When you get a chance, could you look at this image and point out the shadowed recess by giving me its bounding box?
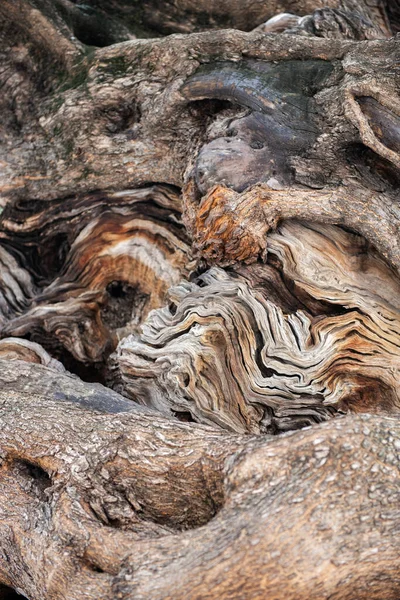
[0,186,191,367]
[0,586,28,600]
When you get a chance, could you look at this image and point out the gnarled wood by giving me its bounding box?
[0,360,398,599]
[0,0,398,598]
[186,183,400,274]
[0,186,190,365]
[110,221,400,433]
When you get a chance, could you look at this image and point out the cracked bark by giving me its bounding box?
[0,0,399,598]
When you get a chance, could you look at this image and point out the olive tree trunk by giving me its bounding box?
[0,0,399,598]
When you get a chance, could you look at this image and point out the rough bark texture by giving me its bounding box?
[0,0,399,598]
[0,360,399,600]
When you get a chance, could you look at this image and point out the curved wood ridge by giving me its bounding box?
[0,186,190,365]
[110,220,400,433]
[181,60,333,192]
[0,361,398,599]
[186,183,400,274]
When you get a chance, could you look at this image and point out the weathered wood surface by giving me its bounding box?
[0,0,399,598]
[0,185,190,366]
[111,221,400,433]
[0,360,398,599]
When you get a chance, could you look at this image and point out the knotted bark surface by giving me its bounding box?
[0,360,398,600]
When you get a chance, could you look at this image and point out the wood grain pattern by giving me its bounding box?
[0,186,191,365]
[110,220,400,433]
[0,1,398,597]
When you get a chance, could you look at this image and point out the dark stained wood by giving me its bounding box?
[182,60,331,192]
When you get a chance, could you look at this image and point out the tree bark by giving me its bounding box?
[0,0,399,598]
[0,359,398,599]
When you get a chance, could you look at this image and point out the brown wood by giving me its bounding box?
[0,360,398,599]
[0,0,399,598]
